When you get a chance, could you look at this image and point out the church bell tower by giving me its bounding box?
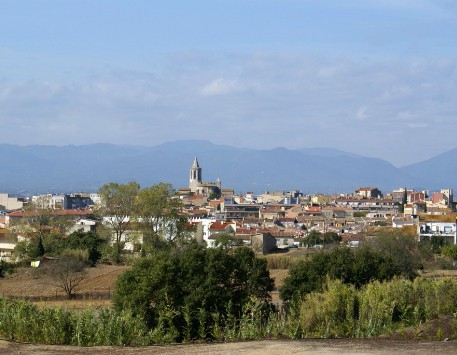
[189,157,202,192]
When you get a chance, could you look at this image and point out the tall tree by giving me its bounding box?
[135,183,185,251]
[96,182,140,263]
[399,187,408,214]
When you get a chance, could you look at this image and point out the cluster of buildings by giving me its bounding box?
[1,158,457,262]
[178,160,457,250]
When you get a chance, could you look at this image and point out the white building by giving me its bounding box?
[0,193,23,211]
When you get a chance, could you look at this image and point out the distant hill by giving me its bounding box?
[0,140,454,195]
[401,148,457,190]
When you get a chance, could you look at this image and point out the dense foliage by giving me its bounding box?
[0,261,15,278]
[280,246,399,302]
[14,231,107,265]
[113,243,274,341]
[302,230,341,247]
[297,277,457,338]
[365,229,422,279]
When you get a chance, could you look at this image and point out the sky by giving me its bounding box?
[1,0,456,167]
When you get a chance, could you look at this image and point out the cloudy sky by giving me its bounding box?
[1,0,456,166]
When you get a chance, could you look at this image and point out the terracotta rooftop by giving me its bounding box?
[209,221,234,231]
[187,195,206,201]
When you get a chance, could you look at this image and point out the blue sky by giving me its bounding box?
[1,0,456,166]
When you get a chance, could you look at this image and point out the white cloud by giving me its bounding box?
[200,78,243,96]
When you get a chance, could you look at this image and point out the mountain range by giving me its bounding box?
[0,140,454,195]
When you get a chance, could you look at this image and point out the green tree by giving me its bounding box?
[442,244,457,264]
[135,183,185,251]
[208,187,221,200]
[398,188,408,214]
[62,230,106,264]
[302,230,323,247]
[366,229,421,279]
[323,231,341,244]
[113,243,274,340]
[213,232,242,249]
[96,182,140,263]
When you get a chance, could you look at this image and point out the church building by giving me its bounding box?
[189,157,221,196]
[179,157,222,197]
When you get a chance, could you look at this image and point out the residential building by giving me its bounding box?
[355,187,382,198]
[0,193,23,211]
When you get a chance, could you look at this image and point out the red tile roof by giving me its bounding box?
[209,221,234,231]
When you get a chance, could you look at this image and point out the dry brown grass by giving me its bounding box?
[0,265,127,300]
[419,213,457,223]
[269,269,289,290]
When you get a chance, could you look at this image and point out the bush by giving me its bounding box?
[297,277,457,338]
[0,261,15,277]
[0,297,150,345]
[113,242,274,341]
[61,231,106,264]
[280,246,398,302]
[366,229,421,279]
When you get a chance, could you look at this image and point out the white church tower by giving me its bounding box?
[189,157,202,193]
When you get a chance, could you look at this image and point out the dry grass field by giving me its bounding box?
[0,264,127,308]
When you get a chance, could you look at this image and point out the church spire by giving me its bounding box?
[191,156,200,169]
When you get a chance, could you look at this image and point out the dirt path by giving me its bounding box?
[1,339,457,354]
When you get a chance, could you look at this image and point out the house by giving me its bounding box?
[409,191,426,203]
[275,217,298,228]
[205,221,236,247]
[259,205,287,221]
[0,228,15,262]
[321,206,354,218]
[392,216,416,229]
[263,230,297,248]
[251,232,278,254]
[185,209,209,219]
[417,214,457,244]
[334,197,397,211]
[285,205,307,218]
[68,219,97,234]
[222,203,261,221]
[0,193,24,211]
[355,187,382,198]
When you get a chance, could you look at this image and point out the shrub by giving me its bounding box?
[113,242,274,341]
[280,246,398,302]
